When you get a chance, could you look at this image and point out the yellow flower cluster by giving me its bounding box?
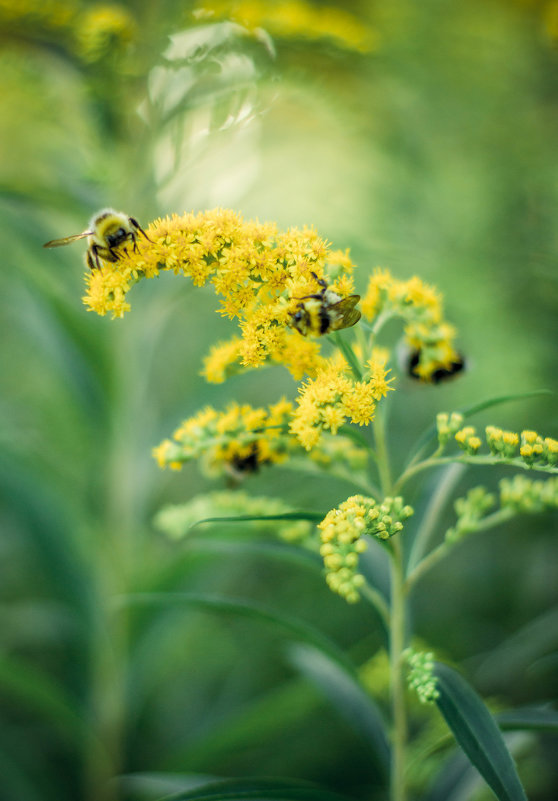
[153,397,371,479]
[83,209,358,380]
[0,0,135,62]
[454,426,482,455]
[436,411,465,445]
[194,0,377,53]
[290,355,394,450]
[319,495,413,603]
[75,5,136,62]
[153,398,295,478]
[486,426,558,468]
[361,269,462,382]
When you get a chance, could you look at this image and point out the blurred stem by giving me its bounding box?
[407,463,465,573]
[372,401,407,801]
[331,331,362,380]
[360,581,390,629]
[373,402,392,497]
[406,506,515,590]
[395,454,558,492]
[389,536,408,801]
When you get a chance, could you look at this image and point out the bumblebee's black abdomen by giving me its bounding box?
[319,307,330,334]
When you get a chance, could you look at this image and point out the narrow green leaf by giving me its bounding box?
[155,777,355,801]
[119,593,356,675]
[434,662,528,801]
[460,389,553,419]
[498,706,558,732]
[288,643,390,778]
[187,512,324,532]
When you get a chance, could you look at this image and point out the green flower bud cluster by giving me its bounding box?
[153,490,313,542]
[405,649,439,704]
[500,475,558,514]
[446,486,495,544]
[319,495,413,603]
[486,426,558,468]
[436,412,464,446]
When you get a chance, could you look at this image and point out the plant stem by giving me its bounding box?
[373,400,407,801]
[373,405,392,497]
[389,536,408,801]
[360,581,390,630]
[407,462,465,572]
[406,506,516,590]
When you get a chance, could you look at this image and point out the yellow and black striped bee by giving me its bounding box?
[43,208,151,270]
[407,349,466,383]
[290,274,361,336]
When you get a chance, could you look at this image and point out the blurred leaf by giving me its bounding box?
[120,593,355,674]
[153,776,354,800]
[287,643,390,778]
[471,606,558,692]
[425,733,532,801]
[118,772,216,801]
[498,706,558,732]
[434,662,528,801]
[165,679,321,771]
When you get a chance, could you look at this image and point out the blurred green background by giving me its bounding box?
[1,0,557,799]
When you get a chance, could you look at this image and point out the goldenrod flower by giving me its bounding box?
[195,0,377,53]
[436,411,464,446]
[290,356,393,450]
[361,269,462,382]
[154,397,371,479]
[83,209,358,380]
[455,426,482,455]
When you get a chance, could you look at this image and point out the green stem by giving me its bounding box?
[395,454,558,493]
[331,332,362,380]
[372,400,408,801]
[406,506,516,590]
[407,463,465,573]
[360,581,390,630]
[389,537,408,801]
[373,404,392,496]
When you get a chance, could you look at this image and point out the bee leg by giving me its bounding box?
[129,217,153,243]
[89,244,103,270]
[310,271,328,291]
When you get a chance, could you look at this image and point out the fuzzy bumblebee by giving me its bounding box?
[290,275,361,336]
[43,208,151,270]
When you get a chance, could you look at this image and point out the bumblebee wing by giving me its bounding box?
[43,231,92,248]
[330,295,362,330]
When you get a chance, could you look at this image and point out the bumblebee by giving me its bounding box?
[407,349,466,383]
[290,274,361,336]
[43,208,151,270]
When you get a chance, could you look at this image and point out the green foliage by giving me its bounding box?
[1,1,558,801]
